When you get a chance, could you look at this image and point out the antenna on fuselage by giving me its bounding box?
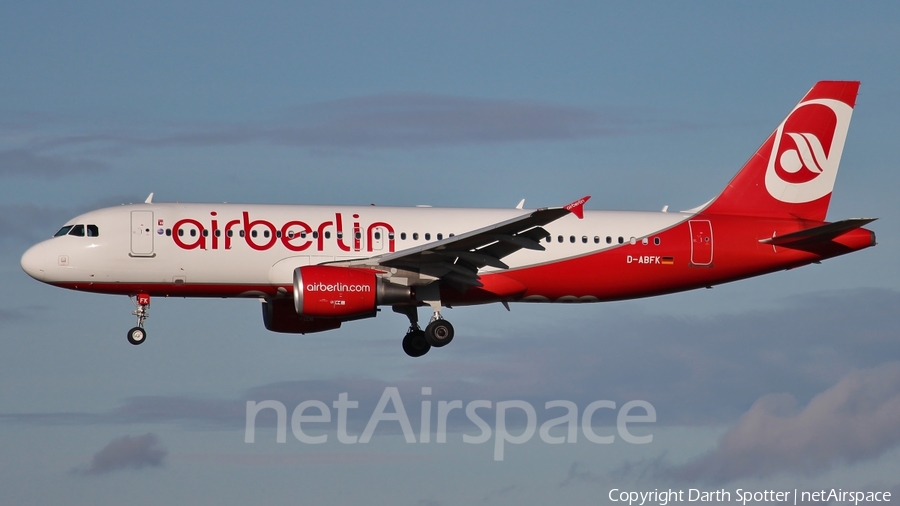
[144,193,154,204]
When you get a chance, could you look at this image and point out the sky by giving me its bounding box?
[1,2,900,505]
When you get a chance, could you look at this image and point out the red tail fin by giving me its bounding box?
[704,81,859,222]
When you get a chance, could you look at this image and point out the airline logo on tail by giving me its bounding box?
[765,98,853,204]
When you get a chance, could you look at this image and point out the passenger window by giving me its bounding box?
[389,232,395,240]
[166,229,172,237]
[251,230,257,238]
[216,230,222,237]
[569,236,575,243]
[401,232,407,240]
[594,236,600,244]
[55,225,73,237]
[606,236,612,244]
[374,232,381,240]
[618,237,624,244]
[190,229,197,237]
[323,231,329,239]
[449,233,454,237]
[557,235,563,243]
[582,236,588,244]
[239,230,245,238]
[413,233,419,240]
[178,229,184,237]
[312,231,319,239]
[202,229,208,237]
[87,225,99,237]
[437,233,443,240]
[425,233,431,240]
[654,237,661,245]
[546,236,552,243]
[275,230,281,238]
[68,224,85,237]
[337,231,343,239]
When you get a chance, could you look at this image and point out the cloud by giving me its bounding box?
[559,461,606,488]
[660,362,900,484]
[0,196,145,247]
[25,94,659,154]
[71,433,167,476]
[0,149,108,178]
[0,308,28,324]
[0,204,73,247]
[482,484,519,503]
[258,94,635,148]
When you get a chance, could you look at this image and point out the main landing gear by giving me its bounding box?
[127,293,151,345]
[425,313,454,347]
[402,327,429,358]
[394,304,455,358]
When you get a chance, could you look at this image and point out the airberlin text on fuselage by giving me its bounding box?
[171,211,395,253]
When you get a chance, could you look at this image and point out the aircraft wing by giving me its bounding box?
[339,196,590,287]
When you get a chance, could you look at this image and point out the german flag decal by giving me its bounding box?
[661,256,675,265]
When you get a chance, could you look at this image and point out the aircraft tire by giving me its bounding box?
[127,327,147,345]
[403,330,430,357]
[424,320,454,348]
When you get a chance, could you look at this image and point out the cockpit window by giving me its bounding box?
[54,225,74,237]
[55,224,99,237]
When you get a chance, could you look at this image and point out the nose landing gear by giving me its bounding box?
[127,293,150,345]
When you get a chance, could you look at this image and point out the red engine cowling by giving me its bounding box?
[262,298,342,334]
[293,265,412,318]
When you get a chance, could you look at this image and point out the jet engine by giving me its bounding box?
[261,298,343,334]
[293,265,412,319]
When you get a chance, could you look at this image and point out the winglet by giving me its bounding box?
[144,193,154,204]
[564,196,591,219]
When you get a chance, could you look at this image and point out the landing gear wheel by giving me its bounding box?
[127,327,147,345]
[402,330,430,357]
[424,320,454,347]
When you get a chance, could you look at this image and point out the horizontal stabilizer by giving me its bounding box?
[760,218,877,246]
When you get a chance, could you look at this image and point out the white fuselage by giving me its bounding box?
[22,203,689,295]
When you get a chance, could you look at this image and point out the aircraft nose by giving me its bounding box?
[20,243,49,281]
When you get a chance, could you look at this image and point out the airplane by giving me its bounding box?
[20,81,876,357]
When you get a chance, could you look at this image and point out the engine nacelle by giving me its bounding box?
[293,265,412,318]
[262,298,342,334]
